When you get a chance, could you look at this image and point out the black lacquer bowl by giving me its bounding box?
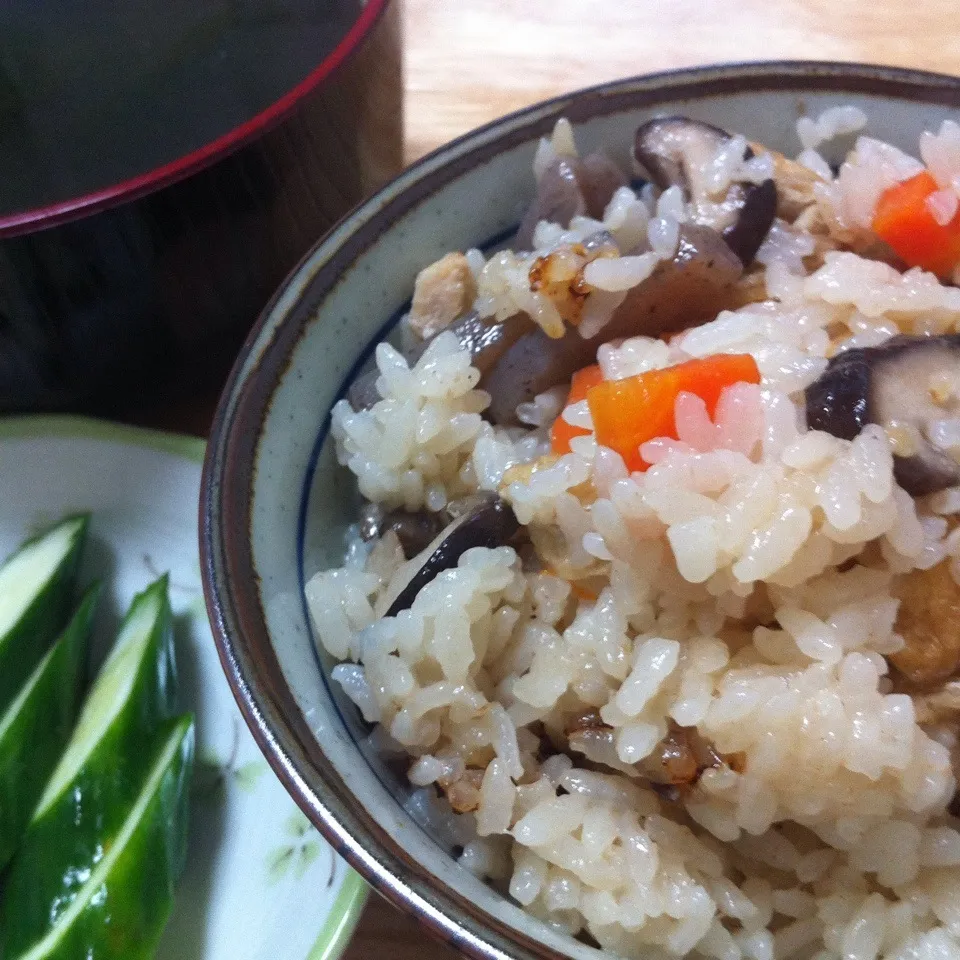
[0,0,401,416]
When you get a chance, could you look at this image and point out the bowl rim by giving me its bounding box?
[200,59,960,960]
[0,0,390,240]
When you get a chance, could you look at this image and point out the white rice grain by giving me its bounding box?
[311,113,960,960]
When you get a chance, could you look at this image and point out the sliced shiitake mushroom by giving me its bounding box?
[345,309,533,412]
[377,493,520,617]
[806,335,960,496]
[722,179,778,266]
[564,710,737,800]
[346,368,382,412]
[359,504,449,558]
[635,118,734,193]
[514,151,628,251]
[359,494,514,560]
[346,121,761,422]
[634,116,777,265]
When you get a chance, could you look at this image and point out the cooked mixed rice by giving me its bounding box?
[307,108,960,960]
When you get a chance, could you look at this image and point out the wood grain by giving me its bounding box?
[344,891,459,958]
[347,1,960,955]
[400,0,960,164]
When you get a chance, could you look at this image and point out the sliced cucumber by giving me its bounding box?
[1,575,178,953]
[35,574,176,818]
[0,584,100,870]
[9,715,194,960]
[0,515,88,715]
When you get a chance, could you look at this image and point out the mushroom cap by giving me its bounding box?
[806,334,960,496]
[378,494,520,618]
[634,116,776,265]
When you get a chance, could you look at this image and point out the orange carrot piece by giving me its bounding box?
[872,170,960,279]
[550,363,605,454]
[586,354,761,472]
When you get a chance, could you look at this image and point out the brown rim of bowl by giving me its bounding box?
[201,61,960,960]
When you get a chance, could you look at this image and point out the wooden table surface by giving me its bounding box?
[340,0,960,956]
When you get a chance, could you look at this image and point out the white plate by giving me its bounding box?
[0,415,366,960]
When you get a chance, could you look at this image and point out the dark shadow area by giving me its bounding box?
[77,530,120,681]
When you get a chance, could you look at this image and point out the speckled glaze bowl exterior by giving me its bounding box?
[201,63,960,960]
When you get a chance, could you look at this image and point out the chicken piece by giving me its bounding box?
[791,181,902,264]
[912,679,960,724]
[792,203,843,265]
[637,722,739,786]
[528,525,606,583]
[746,143,905,265]
[409,252,477,339]
[892,560,960,687]
[728,267,770,308]
[501,454,560,489]
[749,143,825,222]
[642,724,700,785]
[744,144,897,267]
[563,712,739,796]
[438,768,484,813]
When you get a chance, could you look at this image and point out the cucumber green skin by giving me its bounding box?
[1,577,178,955]
[0,515,88,716]
[7,716,195,960]
[0,584,100,871]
